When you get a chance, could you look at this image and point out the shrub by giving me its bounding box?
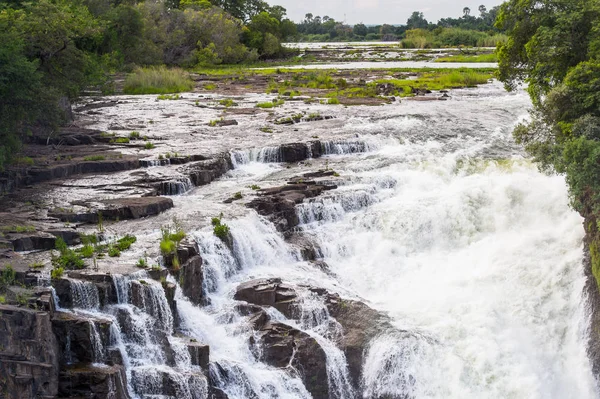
[123,66,194,95]
[160,239,176,255]
[327,97,340,105]
[1,265,16,286]
[79,244,95,258]
[116,235,137,251]
[233,192,243,200]
[52,238,85,270]
[108,246,121,257]
[219,98,236,107]
[0,295,5,304]
[136,258,147,268]
[211,215,230,241]
[250,184,261,190]
[144,142,155,150]
[51,267,64,279]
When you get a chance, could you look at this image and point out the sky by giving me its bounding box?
[269,0,505,25]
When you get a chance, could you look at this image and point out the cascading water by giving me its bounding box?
[52,82,599,398]
[70,279,100,310]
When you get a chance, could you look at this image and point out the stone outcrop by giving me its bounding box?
[255,321,329,399]
[50,196,174,223]
[247,179,337,233]
[234,278,396,393]
[181,155,233,187]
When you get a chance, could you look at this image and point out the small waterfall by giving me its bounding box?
[70,279,100,310]
[297,189,378,225]
[51,286,62,310]
[292,291,355,399]
[320,138,379,155]
[141,158,171,167]
[160,177,194,195]
[90,321,105,364]
[231,147,283,165]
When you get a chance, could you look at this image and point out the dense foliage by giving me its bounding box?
[496,0,600,283]
[0,0,296,171]
[293,6,504,43]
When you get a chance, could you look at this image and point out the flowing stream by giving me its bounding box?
[62,81,598,398]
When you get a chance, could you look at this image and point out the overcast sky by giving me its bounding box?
[270,0,505,25]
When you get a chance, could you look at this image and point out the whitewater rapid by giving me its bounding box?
[61,81,598,398]
[192,81,597,398]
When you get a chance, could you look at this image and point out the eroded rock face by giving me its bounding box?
[256,321,329,399]
[58,364,130,399]
[247,180,336,233]
[234,279,396,394]
[0,305,60,399]
[179,255,204,306]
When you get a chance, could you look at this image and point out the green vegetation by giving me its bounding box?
[250,184,261,190]
[256,99,285,108]
[30,262,44,269]
[259,127,273,133]
[112,137,130,144]
[136,258,148,268]
[400,28,507,49]
[0,0,299,171]
[0,265,16,287]
[116,235,137,251]
[0,295,5,304]
[13,157,34,167]
[108,246,121,257]
[496,0,600,288]
[211,215,230,241]
[52,238,85,270]
[435,53,498,63]
[144,142,156,150]
[204,83,217,90]
[0,225,35,234]
[129,131,141,140]
[159,218,186,268]
[156,93,183,100]
[327,97,340,105]
[51,267,64,280]
[233,192,243,200]
[219,98,237,107]
[83,155,106,162]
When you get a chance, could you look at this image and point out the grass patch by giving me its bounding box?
[204,83,217,90]
[52,238,85,270]
[129,131,141,140]
[13,156,34,167]
[83,155,106,161]
[144,142,155,150]
[1,265,16,287]
[111,137,130,144]
[1,225,35,234]
[219,98,237,107]
[51,267,64,279]
[124,66,194,95]
[256,99,285,109]
[435,53,498,63]
[157,94,181,100]
[327,97,340,105]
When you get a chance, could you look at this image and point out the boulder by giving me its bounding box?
[279,143,309,163]
[52,312,112,366]
[187,341,210,370]
[234,278,298,319]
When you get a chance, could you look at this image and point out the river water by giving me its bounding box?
[65,81,598,398]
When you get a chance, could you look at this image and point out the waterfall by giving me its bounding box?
[90,321,105,364]
[161,177,194,195]
[70,279,100,310]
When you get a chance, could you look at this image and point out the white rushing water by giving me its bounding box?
[186,82,597,398]
[59,81,598,398]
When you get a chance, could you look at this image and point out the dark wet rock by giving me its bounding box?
[377,83,396,95]
[187,340,210,370]
[10,233,57,252]
[234,278,298,319]
[247,180,336,233]
[52,312,111,366]
[182,155,233,187]
[26,159,140,185]
[50,196,174,223]
[179,255,204,306]
[280,143,309,162]
[235,279,395,392]
[130,368,206,398]
[0,304,60,399]
[256,321,329,399]
[287,234,322,261]
[58,364,130,399]
[215,119,238,127]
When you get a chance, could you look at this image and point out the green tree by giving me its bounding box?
[353,23,367,37]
